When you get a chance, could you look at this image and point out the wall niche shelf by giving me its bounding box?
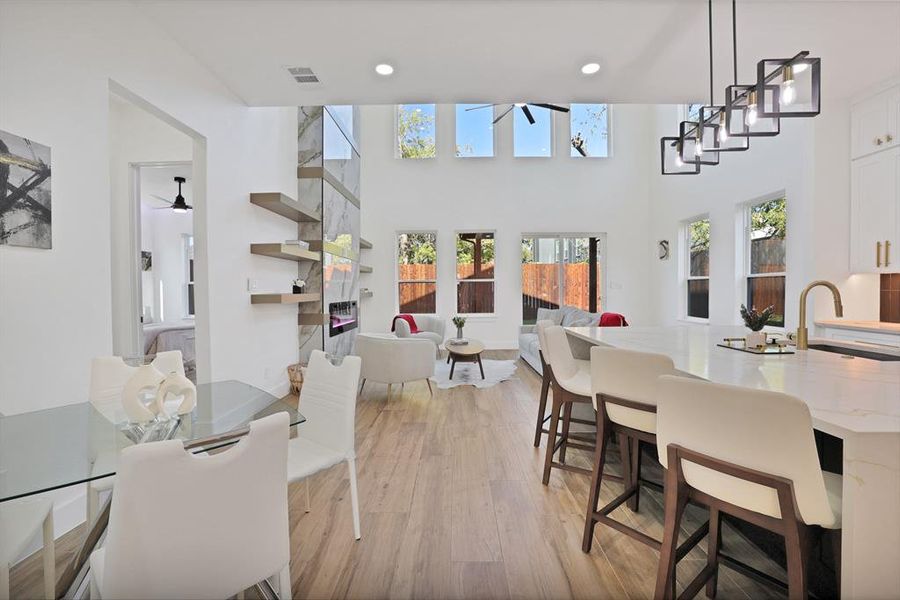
[298,313,329,326]
[250,243,320,262]
[360,238,373,250]
[360,265,373,274]
[250,192,321,223]
[250,293,320,305]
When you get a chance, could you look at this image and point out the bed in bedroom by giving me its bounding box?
[143,321,196,382]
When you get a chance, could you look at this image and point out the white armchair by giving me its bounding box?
[393,314,446,357]
[356,333,435,400]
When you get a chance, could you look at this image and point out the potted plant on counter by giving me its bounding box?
[451,315,467,340]
[740,304,775,349]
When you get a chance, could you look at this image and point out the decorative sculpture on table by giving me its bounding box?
[121,365,198,424]
[121,364,167,423]
[154,371,197,417]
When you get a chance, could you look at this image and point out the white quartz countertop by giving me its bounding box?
[815,319,900,336]
[565,325,900,438]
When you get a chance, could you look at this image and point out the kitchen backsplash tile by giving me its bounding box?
[881,273,900,323]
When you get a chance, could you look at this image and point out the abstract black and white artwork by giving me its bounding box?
[0,130,52,248]
[141,251,152,271]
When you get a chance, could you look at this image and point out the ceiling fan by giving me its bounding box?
[465,102,569,125]
[150,176,192,213]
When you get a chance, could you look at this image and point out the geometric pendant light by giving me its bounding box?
[755,53,821,118]
[661,136,701,175]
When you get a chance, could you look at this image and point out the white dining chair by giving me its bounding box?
[287,350,362,540]
[86,351,185,523]
[0,498,55,600]
[654,375,842,599]
[89,412,291,600]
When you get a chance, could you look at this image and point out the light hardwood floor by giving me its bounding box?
[11,351,785,599]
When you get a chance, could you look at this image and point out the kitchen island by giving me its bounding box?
[566,325,900,599]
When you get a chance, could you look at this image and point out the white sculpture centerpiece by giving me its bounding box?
[121,363,196,424]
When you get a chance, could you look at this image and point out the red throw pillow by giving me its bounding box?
[598,312,628,327]
[391,314,420,334]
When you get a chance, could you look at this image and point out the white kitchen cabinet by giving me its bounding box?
[851,85,900,160]
[850,147,900,272]
[820,327,900,349]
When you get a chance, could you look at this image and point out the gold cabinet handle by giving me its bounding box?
[875,137,884,146]
[886,240,892,267]
[877,241,882,267]
[887,133,894,143]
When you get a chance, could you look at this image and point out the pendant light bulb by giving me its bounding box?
[745,90,758,126]
[781,65,796,105]
[718,112,729,143]
[695,131,703,156]
[675,142,684,167]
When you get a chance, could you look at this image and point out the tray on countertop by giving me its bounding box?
[716,341,795,355]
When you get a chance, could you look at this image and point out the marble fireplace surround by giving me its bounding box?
[297,106,361,362]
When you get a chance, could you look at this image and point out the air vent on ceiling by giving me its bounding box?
[287,66,319,84]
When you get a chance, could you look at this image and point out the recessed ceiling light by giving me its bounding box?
[581,62,601,75]
[375,63,394,76]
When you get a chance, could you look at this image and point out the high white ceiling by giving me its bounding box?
[139,0,900,107]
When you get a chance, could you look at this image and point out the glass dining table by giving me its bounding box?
[0,380,305,598]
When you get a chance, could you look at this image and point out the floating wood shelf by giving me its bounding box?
[298,313,329,326]
[359,265,373,274]
[360,238,373,250]
[250,193,321,223]
[250,243,320,262]
[250,293,320,305]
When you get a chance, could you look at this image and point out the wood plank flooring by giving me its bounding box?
[10,351,785,599]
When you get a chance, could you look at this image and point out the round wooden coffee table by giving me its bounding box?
[446,339,486,380]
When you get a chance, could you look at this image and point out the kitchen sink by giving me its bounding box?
[808,344,900,361]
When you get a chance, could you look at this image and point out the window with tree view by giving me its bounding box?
[747,197,786,327]
[397,232,437,313]
[457,232,495,314]
[687,218,710,319]
[396,104,436,158]
[569,104,609,157]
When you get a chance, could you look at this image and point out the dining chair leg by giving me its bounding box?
[358,378,366,395]
[784,520,811,600]
[706,507,722,598]
[654,454,689,600]
[426,378,433,396]
[559,401,573,464]
[582,416,610,553]
[542,395,563,485]
[627,437,641,512]
[1,563,9,600]
[277,563,291,600]
[533,372,550,447]
[303,479,311,513]
[42,510,55,600]
[87,485,99,525]
[348,458,362,541]
[618,433,634,510]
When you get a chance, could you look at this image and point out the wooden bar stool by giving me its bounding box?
[582,347,708,558]
[532,320,595,448]
[655,376,842,600]
[540,326,607,484]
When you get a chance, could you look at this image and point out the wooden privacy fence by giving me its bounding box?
[397,263,600,318]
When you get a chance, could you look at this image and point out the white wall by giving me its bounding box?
[359,103,655,348]
[0,0,299,416]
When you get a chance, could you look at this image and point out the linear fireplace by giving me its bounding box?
[328,300,358,336]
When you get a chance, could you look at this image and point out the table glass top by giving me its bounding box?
[0,380,304,502]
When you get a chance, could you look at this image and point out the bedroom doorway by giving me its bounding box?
[109,84,207,383]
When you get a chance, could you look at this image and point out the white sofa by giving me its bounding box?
[356,333,436,399]
[519,306,604,375]
[393,314,446,357]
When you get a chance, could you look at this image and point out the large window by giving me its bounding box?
[513,105,552,157]
[686,218,710,319]
[746,197,787,327]
[397,232,437,313]
[521,235,604,324]
[569,104,609,158]
[456,104,494,157]
[396,104,436,159]
[457,232,495,314]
